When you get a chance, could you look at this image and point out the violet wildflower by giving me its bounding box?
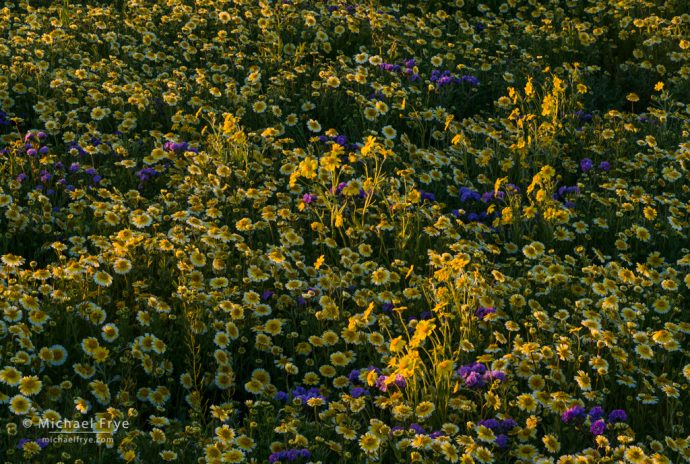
[580,158,593,172]
[393,374,406,389]
[375,375,388,392]
[561,405,586,424]
[475,306,496,320]
[495,434,509,448]
[409,423,425,434]
[588,406,604,421]
[607,409,627,423]
[590,419,606,436]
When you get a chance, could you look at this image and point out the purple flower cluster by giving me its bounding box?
[562,405,627,436]
[268,448,311,463]
[136,167,159,186]
[459,186,481,203]
[453,185,514,224]
[409,423,425,434]
[317,133,359,151]
[553,185,579,209]
[608,409,628,423]
[348,369,362,384]
[163,140,197,153]
[480,184,519,204]
[302,193,316,205]
[478,417,517,448]
[457,363,506,388]
[475,306,496,320]
[418,189,436,202]
[561,405,586,424]
[374,373,406,392]
[590,419,606,435]
[430,70,480,88]
[274,386,327,406]
[23,131,49,158]
[379,58,420,81]
[17,438,49,450]
[580,158,611,173]
[587,407,628,435]
[14,134,108,194]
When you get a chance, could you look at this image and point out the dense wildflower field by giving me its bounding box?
[1,0,690,462]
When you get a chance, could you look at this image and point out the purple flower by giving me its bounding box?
[459,187,481,202]
[69,162,80,173]
[462,75,480,86]
[495,434,509,448]
[393,374,406,389]
[480,191,494,203]
[350,387,367,398]
[483,370,506,383]
[561,405,586,424]
[268,448,310,463]
[302,193,315,204]
[409,423,425,435]
[419,190,436,202]
[464,371,483,388]
[348,369,361,384]
[478,419,500,430]
[599,161,611,172]
[137,167,159,182]
[375,375,388,392]
[17,438,31,449]
[588,406,604,421]
[261,290,273,301]
[475,306,496,320]
[607,409,627,423]
[590,419,606,436]
[580,158,593,172]
[500,418,517,432]
[26,148,37,156]
[574,110,593,124]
